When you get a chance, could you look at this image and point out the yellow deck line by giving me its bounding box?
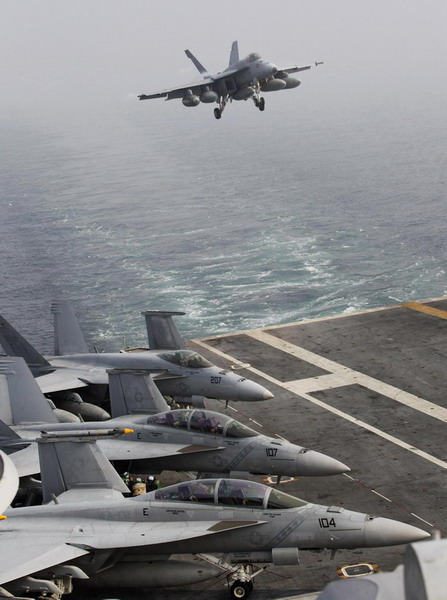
[402,302,447,319]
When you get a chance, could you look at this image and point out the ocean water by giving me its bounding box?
[1,93,446,352]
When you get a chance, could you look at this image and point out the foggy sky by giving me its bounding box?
[2,0,447,120]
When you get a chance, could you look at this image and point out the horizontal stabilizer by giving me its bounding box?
[107,369,170,418]
[51,299,89,355]
[0,357,58,425]
[142,310,186,350]
[0,314,51,372]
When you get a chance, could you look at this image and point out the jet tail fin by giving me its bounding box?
[0,356,58,425]
[141,310,186,350]
[0,314,51,373]
[38,432,129,503]
[51,299,89,355]
[184,49,211,78]
[107,369,170,418]
[229,40,239,66]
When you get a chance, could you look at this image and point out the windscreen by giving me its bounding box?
[266,488,308,509]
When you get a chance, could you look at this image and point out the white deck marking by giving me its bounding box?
[247,329,447,423]
[193,340,447,471]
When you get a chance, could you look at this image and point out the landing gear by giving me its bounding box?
[214,94,229,119]
[230,580,252,599]
[252,91,265,112]
[195,554,262,600]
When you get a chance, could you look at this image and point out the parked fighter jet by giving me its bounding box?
[0,357,348,480]
[0,432,429,600]
[138,40,317,119]
[0,300,273,407]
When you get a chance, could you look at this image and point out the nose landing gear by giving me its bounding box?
[253,94,265,112]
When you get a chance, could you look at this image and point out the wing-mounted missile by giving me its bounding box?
[141,310,186,350]
[107,368,170,418]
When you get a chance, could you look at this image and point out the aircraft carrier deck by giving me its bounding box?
[89,297,447,600]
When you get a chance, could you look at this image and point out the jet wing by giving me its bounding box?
[11,440,225,478]
[35,369,90,393]
[0,519,265,585]
[278,64,312,74]
[139,80,210,101]
[0,535,89,586]
[138,68,245,101]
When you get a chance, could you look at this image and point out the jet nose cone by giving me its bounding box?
[365,517,430,547]
[296,450,350,477]
[238,380,273,402]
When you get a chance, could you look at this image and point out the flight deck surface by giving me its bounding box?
[85,298,447,600]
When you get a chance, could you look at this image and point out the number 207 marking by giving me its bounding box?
[211,376,222,384]
[319,518,336,528]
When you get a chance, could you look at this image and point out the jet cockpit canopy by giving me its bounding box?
[135,478,308,510]
[146,409,259,438]
[158,350,213,369]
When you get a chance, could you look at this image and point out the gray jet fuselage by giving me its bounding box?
[3,478,429,572]
[13,407,348,478]
[44,350,272,403]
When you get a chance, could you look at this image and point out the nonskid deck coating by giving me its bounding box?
[79,298,447,600]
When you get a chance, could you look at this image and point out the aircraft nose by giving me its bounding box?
[296,450,350,476]
[365,517,430,547]
[237,379,273,402]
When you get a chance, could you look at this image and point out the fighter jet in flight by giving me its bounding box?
[0,431,429,600]
[0,300,273,407]
[138,40,317,119]
[0,357,349,480]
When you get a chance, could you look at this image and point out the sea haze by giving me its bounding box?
[0,88,446,352]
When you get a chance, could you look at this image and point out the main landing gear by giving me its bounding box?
[214,95,229,119]
[230,579,254,599]
[195,554,265,599]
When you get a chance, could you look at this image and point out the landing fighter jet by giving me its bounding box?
[138,40,317,119]
[0,357,348,480]
[0,300,273,407]
[0,432,429,600]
